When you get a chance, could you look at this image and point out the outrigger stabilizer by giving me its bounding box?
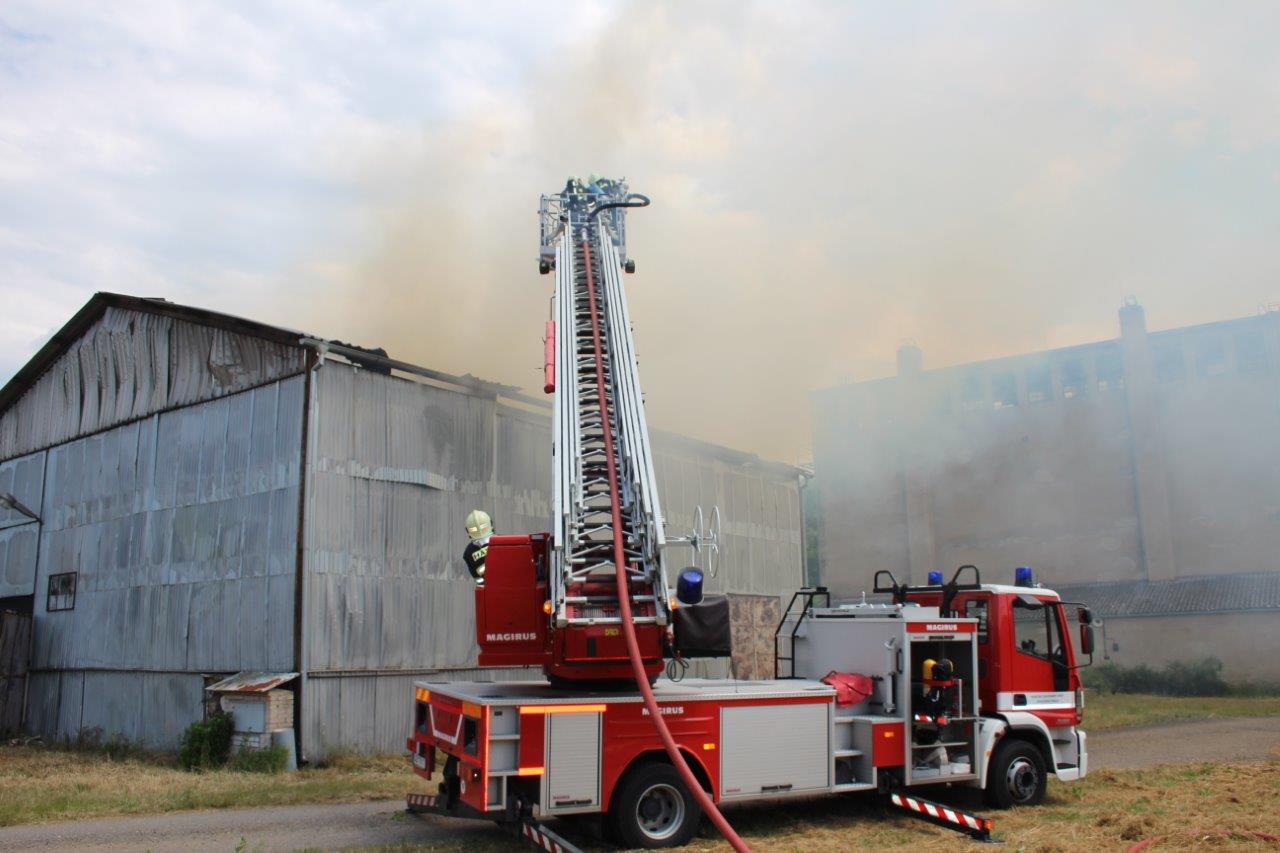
[406,792,585,853]
[887,790,998,843]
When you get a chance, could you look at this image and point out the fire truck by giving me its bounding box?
[404,180,1095,850]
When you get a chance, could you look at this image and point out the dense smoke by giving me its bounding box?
[284,2,1280,463]
[8,3,1272,463]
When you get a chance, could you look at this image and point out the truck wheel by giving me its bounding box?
[609,762,702,848]
[984,739,1047,808]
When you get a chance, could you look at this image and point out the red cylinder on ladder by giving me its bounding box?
[543,320,556,394]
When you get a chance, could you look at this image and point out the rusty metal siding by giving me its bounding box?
[21,376,303,747]
[304,363,497,676]
[0,307,305,460]
[30,377,302,674]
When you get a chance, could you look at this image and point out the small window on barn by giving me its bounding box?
[1196,337,1228,377]
[1096,347,1125,392]
[1061,359,1087,399]
[1235,330,1268,372]
[991,372,1018,409]
[1026,363,1053,403]
[1153,343,1186,383]
[47,572,77,612]
[960,373,985,409]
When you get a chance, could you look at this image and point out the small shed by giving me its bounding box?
[206,671,298,752]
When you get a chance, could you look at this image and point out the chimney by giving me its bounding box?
[1119,297,1146,340]
[897,343,923,376]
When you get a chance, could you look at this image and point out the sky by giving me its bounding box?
[3,1,1279,463]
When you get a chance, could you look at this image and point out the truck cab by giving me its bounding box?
[880,566,1094,802]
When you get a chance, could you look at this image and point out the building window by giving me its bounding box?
[960,373,984,409]
[991,372,1018,409]
[1096,346,1125,392]
[1153,343,1186,383]
[1061,358,1087,399]
[1235,330,1268,372]
[1026,363,1052,403]
[47,572,77,612]
[1196,337,1228,376]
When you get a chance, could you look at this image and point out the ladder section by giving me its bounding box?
[548,217,670,630]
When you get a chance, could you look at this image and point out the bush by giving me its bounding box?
[178,714,233,771]
[230,744,289,774]
[1084,657,1228,697]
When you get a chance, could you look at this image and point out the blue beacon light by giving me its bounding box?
[927,571,943,585]
[1015,566,1034,586]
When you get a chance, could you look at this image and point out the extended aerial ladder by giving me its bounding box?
[474,180,708,683]
[543,182,672,677]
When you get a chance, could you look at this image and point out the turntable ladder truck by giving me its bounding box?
[404,181,1094,849]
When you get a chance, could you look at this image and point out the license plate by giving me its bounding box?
[413,753,427,769]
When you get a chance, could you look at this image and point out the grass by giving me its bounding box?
[328,760,1280,852]
[0,744,432,828]
[3,693,1279,841]
[1084,692,1280,731]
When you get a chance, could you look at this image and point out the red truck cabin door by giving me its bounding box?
[1002,594,1075,724]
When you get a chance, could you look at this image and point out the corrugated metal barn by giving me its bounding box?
[0,294,805,757]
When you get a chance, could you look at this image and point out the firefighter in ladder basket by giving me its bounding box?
[463,510,493,584]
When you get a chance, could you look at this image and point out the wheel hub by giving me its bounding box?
[1006,756,1039,802]
[635,782,685,840]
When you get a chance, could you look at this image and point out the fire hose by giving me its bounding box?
[581,238,750,853]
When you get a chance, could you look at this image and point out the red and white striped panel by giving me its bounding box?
[890,792,986,832]
[912,713,949,726]
[521,822,582,853]
[406,792,439,810]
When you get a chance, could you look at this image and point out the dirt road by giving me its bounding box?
[2,715,1276,852]
[1087,714,1280,769]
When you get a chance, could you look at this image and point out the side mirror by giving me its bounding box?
[1078,606,1093,625]
[1079,624,1095,656]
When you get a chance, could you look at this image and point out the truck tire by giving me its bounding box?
[984,739,1047,808]
[609,762,702,848]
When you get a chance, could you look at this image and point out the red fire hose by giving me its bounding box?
[581,240,750,852]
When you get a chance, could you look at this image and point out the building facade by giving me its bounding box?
[811,302,1280,680]
[0,294,804,756]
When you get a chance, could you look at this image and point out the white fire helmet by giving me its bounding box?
[465,509,492,540]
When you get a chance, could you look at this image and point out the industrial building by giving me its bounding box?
[811,301,1280,681]
[0,293,804,756]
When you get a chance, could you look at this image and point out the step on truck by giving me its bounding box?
[404,180,1095,849]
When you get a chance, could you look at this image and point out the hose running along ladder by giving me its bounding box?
[539,182,749,851]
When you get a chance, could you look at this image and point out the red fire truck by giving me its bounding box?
[403,181,1094,849]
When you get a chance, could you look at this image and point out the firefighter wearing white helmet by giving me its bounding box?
[463,510,493,584]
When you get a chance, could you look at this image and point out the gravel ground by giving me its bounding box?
[2,715,1277,852]
[1087,714,1280,769]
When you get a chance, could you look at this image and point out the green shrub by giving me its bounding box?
[178,714,233,771]
[1084,657,1228,697]
[230,744,290,774]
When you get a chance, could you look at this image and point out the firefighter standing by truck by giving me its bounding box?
[463,509,492,583]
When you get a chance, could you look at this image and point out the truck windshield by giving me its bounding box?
[1012,596,1067,666]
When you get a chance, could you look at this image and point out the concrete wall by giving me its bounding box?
[812,305,1280,599]
[1097,612,1280,683]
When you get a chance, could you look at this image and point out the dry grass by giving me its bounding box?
[349,760,1280,852]
[0,744,432,827]
[1085,693,1280,731]
[670,759,1280,852]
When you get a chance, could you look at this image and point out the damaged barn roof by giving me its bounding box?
[205,671,300,693]
[0,292,523,421]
